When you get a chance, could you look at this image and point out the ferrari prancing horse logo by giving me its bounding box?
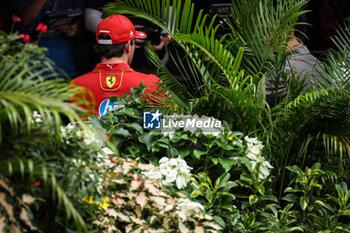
[106,75,116,88]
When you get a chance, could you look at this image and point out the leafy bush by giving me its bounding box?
[91,158,222,232]
[0,30,106,232]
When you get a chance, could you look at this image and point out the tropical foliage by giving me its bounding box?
[1,0,350,232]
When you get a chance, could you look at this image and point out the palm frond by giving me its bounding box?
[323,134,350,161]
[175,31,246,91]
[105,0,246,91]
[270,88,350,168]
[314,21,350,90]
[229,0,310,76]
[1,159,88,232]
[104,0,199,37]
[0,53,87,143]
[145,42,203,100]
[283,88,331,111]
[191,83,262,134]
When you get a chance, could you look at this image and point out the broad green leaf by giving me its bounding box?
[193,149,207,159]
[113,128,130,137]
[249,195,258,206]
[123,123,144,134]
[286,165,300,175]
[257,185,265,195]
[261,195,278,203]
[314,200,335,213]
[300,196,309,211]
[219,158,235,172]
[211,157,218,165]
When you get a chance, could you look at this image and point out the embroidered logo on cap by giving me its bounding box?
[106,75,116,88]
[130,30,134,37]
[137,32,147,39]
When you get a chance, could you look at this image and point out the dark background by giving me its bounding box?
[2,0,350,67]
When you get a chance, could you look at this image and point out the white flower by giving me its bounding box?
[142,169,162,180]
[162,131,175,139]
[244,136,260,144]
[249,145,261,155]
[246,152,258,161]
[168,158,178,167]
[258,160,273,180]
[244,135,273,181]
[144,157,192,189]
[159,164,168,176]
[31,111,42,123]
[251,161,257,171]
[165,170,177,183]
[159,157,169,164]
[177,199,205,217]
[66,123,75,131]
[176,175,190,189]
[202,131,220,137]
[83,129,97,145]
[101,147,114,155]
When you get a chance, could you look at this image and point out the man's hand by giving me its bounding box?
[152,35,169,51]
[59,23,78,37]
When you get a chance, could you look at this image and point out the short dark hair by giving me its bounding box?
[94,34,126,58]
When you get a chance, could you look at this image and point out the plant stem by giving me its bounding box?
[278,133,295,203]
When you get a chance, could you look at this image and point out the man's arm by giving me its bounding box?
[18,0,46,26]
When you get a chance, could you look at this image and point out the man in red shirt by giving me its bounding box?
[71,15,160,116]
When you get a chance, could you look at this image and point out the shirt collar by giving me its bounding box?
[292,46,310,55]
[93,63,132,71]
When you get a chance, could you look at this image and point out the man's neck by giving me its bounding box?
[287,36,303,51]
[101,56,128,64]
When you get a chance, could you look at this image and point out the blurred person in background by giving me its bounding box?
[266,15,324,106]
[15,0,84,79]
[83,0,170,74]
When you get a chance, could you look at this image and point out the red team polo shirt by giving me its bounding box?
[71,62,160,117]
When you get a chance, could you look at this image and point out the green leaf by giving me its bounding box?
[113,108,140,118]
[300,196,309,211]
[285,187,301,193]
[282,194,297,203]
[238,156,252,169]
[166,148,178,157]
[261,195,278,203]
[123,123,143,134]
[177,147,190,158]
[213,216,226,228]
[341,210,350,216]
[193,149,207,159]
[257,185,265,195]
[191,190,204,198]
[219,158,236,172]
[210,157,218,165]
[286,165,300,175]
[113,127,130,137]
[249,195,259,206]
[158,142,169,149]
[335,183,345,199]
[315,200,335,213]
[311,162,321,170]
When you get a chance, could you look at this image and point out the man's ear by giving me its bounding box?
[125,41,131,53]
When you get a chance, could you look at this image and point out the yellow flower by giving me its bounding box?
[98,197,110,210]
[227,136,234,141]
[82,196,110,210]
[82,196,94,204]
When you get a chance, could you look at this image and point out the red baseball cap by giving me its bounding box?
[96,15,145,44]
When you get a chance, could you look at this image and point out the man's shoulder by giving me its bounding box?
[71,71,97,85]
[129,71,160,82]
